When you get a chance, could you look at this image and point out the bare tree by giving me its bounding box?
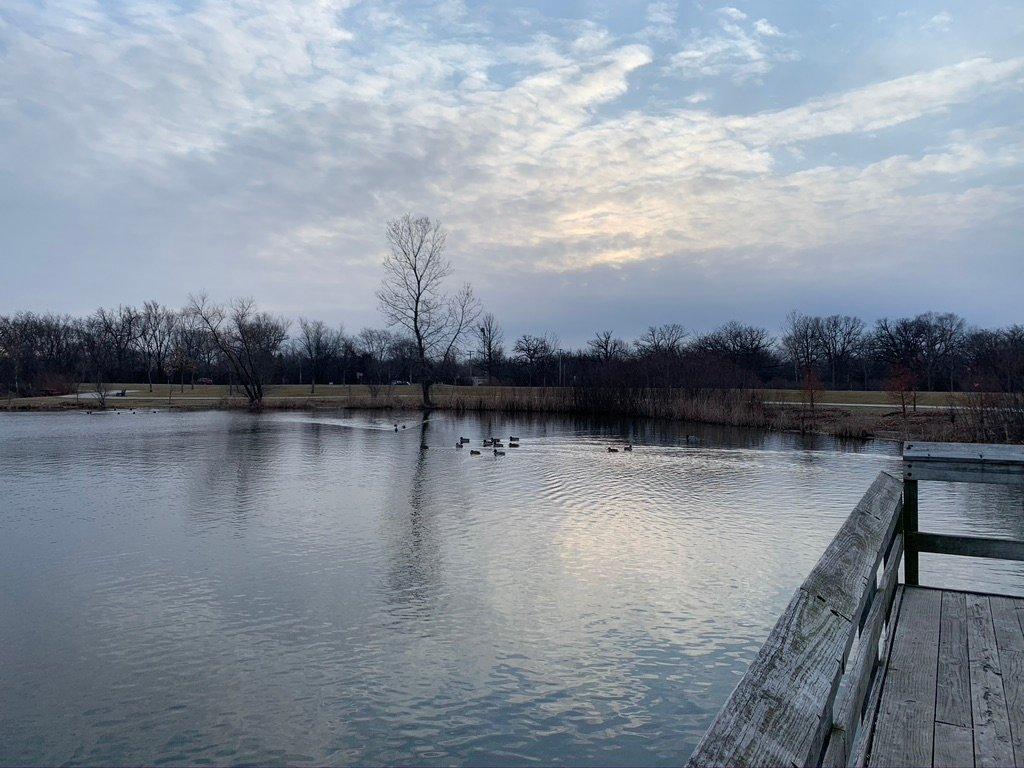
[513,333,556,385]
[137,302,178,392]
[817,314,865,389]
[297,318,342,394]
[187,295,289,410]
[95,305,140,382]
[475,312,504,383]
[634,324,689,356]
[588,330,628,362]
[918,312,966,391]
[781,311,820,383]
[356,327,397,383]
[80,316,114,407]
[376,214,481,407]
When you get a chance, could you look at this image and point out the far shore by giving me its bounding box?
[2,382,994,444]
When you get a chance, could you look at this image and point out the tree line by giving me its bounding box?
[1,215,1021,410]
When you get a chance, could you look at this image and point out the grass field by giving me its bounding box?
[1,382,962,411]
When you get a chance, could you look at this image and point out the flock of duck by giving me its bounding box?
[391,421,655,456]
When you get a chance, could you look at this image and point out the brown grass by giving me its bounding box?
[4,383,1021,444]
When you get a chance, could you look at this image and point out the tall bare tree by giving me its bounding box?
[513,333,556,385]
[634,324,689,357]
[475,312,504,383]
[817,314,865,389]
[137,302,178,392]
[188,295,289,410]
[376,214,480,407]
[588,330,628,362]
[297,318,342,394]
[782,311,820,383]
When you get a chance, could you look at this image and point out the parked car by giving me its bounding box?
[196,378,214,385]
[390,380,411,386]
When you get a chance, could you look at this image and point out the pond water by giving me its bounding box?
[2,410,1022,766]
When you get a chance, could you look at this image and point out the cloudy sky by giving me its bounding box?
[2,0,1022,343]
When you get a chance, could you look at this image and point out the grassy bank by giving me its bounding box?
[3,383,1018,444]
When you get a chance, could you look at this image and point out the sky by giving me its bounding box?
[1,0,1023,345]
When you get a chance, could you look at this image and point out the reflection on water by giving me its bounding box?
[1,410,1021,766]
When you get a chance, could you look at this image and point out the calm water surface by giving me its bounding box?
[2,410,1022,766]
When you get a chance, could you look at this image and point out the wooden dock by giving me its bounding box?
[687,441,1024,768]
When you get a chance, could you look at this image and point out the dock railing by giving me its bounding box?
[687,441,1024,768]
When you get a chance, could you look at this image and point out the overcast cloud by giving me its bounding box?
[2,0,1022,343]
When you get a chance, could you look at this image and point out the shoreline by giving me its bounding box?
[0,383,993,445]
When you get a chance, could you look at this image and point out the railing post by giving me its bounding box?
[903,478,919,585]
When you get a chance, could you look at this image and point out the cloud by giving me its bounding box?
[0,0,1022,322]
[923,11,953,32]
[668,12,797,82]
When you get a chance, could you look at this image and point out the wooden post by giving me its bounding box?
[903,478,919,586]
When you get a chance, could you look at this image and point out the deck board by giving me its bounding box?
[867,588,1024,768]
[937,591,971,729]
[869,587,941,767]
[990,597,1024,767]
[966,594,1015,768]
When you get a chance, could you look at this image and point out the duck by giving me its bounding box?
[509,435,520,441]
[509,442,520,448]
[607,447,619,453]
[493,449,506,456]
[470,449,481,455]
[455,442,463,449]
[460,437,470,444]
[483,439,493,447]
[623,444,633,452]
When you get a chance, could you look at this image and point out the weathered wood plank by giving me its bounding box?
[990,596,1024,767]
[855,586,905,768]
[990,596,1024,653]
[903,460,1024,486]
[687,471,903,768]
[966,594,1016,768]
[823,535,903,768]
[1002,650,1024,768]
[903,441,1024,463]
[911,533,1024,562]
[934,721,976,768]
[869,587,942,767]
[937,590,971,729]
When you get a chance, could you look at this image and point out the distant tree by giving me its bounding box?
[137,302,178,392]
[873,317,925,384]
[80,316,114,408]
[918,312,966,391]
[697,321,777,382]
[475,313,504,383]
[95,305,140,382]
[297,318,342,394]
[376,214,480,407]
[588,330,629,362]
[356,327,397,383]
[513,333,556,385]
[781,311,820,383]
[187,295,289,411]
[634,323,688,356]
[817,314,865,389]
